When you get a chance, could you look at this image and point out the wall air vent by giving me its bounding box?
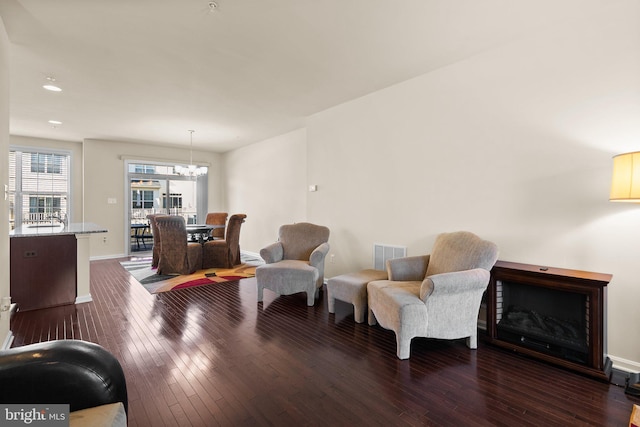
[373,243,407,270]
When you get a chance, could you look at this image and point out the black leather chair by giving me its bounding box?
[0,340,128,414]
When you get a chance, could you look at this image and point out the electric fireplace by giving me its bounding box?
[486,261,612,381]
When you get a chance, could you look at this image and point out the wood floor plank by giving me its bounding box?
[7,257,640,426]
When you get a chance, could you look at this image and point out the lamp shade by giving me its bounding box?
[610,152,640,202]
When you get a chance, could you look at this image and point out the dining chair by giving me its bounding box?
[202,214,246,269]
[155,215,203,275]
[205,212,228,240]
[146,214,166,268]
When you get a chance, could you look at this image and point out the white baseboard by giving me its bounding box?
[91,253,126,261]
[75,294,93,304]
[1,331,14,350]
[609,355,640,373]
[242,250,261,259]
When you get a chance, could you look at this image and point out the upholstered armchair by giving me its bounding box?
[202,214,246,268]
[146,213,166,268]
[205,212,227,240]
[367,231,498,359]
[156,215,203,275]
[256,222,330,306]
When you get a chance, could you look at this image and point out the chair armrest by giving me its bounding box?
[420,268,490,301]
[387,255,430,281]
[309,242,330,267]
[0,340,128,414]
[260,242,284,264]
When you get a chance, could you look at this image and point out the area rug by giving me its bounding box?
[121,255,260,294]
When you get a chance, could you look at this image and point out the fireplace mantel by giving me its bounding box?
[486,260,612,381]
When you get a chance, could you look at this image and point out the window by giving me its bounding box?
[29,196,61,213]
[30,153,64,174]
[162,193,183,209]
[134,164,156,174]
[10,149,71,229]
[131,190,154,209]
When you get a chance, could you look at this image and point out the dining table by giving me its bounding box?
[131,223,151,249]
[186,224,225,243]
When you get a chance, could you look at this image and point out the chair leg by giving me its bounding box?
[367,309,376,326]
[306,290,315,306]
[353,304,365,324]
[396,337,411,360]
[327,293,335,314]
[467,333,478,349]
[257,285,263,302]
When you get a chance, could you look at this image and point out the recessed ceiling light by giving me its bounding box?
[43,84,62,92]
[48,120,62,125]
[43,77,62,92]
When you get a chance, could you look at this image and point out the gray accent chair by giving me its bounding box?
[256,222,330,306]
[367,231,498,359]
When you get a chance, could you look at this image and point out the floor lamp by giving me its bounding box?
[610,151,640,395]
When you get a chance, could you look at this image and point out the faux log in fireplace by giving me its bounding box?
[486,261,612,381]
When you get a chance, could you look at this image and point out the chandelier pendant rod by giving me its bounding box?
[189,129,195,166]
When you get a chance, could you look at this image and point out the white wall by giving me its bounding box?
[223,128,307,253]
[225,1,640,369]
[0,17,10,346]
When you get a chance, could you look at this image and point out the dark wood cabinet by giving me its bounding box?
[10,235,77,311]
[486,260,612,381]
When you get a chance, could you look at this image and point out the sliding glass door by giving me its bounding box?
[127,161,207,254]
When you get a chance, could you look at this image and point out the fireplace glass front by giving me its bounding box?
[496,280,589,365]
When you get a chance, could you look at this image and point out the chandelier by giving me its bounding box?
[175,130,207,177]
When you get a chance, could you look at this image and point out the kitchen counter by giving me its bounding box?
[11,222,107,237]
[10,222,107,311]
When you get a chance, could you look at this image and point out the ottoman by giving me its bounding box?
[327,269,388,323]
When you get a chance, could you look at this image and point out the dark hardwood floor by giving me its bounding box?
[9,257,639,426]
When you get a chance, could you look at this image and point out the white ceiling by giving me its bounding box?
[0,0,606,152]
